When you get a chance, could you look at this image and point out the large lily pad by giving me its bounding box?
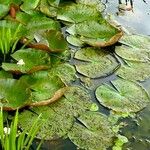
[2,48,51,74]
[39,0,58,17]
[0,79,31,110]
[96,79,150,113]
[49,63,76,85]
[76,0,105,12]
[116,61,150,82]
[57,3,100,23]
[68,111,115,150]
[20,70,66,103]
[74,47,119,78]
[0,4,9,19]
[67,20,123,47]
[20,0,40,14]
[43,30,68,52]
[0,70,13,79]
[115,45,150,62]
[18,86,98,140]
[119,34,150,49]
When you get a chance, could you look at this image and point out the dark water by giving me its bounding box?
[35,1,150,150]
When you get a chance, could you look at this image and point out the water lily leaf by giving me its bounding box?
[0,79,31,110]
[2,48,51,74]
[74,47,119,78]
[20,70,65,102]
[27,16,60,34]
[40,0,58,17]
[0,4,9,19]
[68,111,115,150]
[66,35,84,47]
[18,106,74,140]
[115,45,150,62]
[47,0,60,7]
[95,79,150,113]
[20,0,40,14]
[18,86,97,140]
[67,20,123,47]
[49,63,76,85]
[57,3,100,23]
[119,34,150,49]
[43,30,68,52]
[76,0,106,12]
[0,70,13,79]
[116,61,150,82]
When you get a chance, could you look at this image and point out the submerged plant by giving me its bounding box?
[0,107,43,150]
[0,23,22,61]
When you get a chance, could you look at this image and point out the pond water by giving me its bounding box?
[35,1,150,150]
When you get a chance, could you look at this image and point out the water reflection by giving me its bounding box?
[103,0,150,35]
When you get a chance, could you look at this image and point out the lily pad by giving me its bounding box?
[115,45,150,62]
[119,34,150,49]
[0,70,13,79]
[39,0,58,18]
[0,4,9,19]
[68,111,115,150]
[67,20,123,47]
[20,0,40,14]
[66,35,84,47]
[49,63,76,85]
[57,3,100,23]
[116,61,150,82]
[0,79,31,110]
[44,30,68,52]
[95,79,150,113]
[2,48,51,74]
[18,86,98,140]
[48,0,60,7]
[20,70,65,102]
[74,47,119,78]
[76,0,106,12]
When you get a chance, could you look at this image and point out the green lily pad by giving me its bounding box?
[95,79,150,113]
[0,4,9,19]
[0,70,13,79]
[18,86,98,140]
[43,30,68,52]
[39,0,58,17]
[49,63,76,85]
[68,111,115,150]
[18,106,74,140]
[48,0,60,7]
[57,3,100,23]
[27,16,60,34]
[20,0,40,14]
[119,34,150,49]
[115,45,150,62]
[116,61,150,82]
[74,47,119,78]
[76,0,105,12]
[2,48,51,74]
[67,20,123,47]
[20,70,65,102]
[66,35,84,47]
[0,79,31,110]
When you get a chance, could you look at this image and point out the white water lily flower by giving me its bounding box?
[17,59,25,65]
[4,127,11,134]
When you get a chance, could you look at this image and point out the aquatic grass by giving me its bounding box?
[0,107,43,150]
[0,24,22,61]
